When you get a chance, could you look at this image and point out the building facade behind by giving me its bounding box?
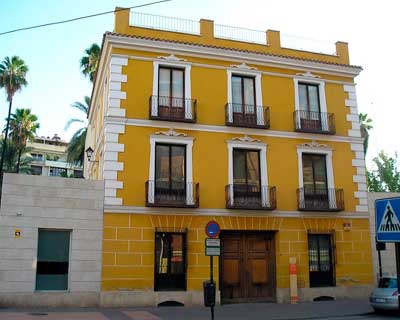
[86,9,373,306]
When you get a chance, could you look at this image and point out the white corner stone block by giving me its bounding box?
[109,90,126,100]
[359,198,368,205]
[351,143,364,152]
[110,64,122,74]
[110,56,128,66]
[108,107,126,117]
[357,183,367,191]
[352,159,366,167]
[105,188,117,197]
[104,197,123,206]
[348,92,357,100]
[352,122,361,130]
[109,81,121,91]
[357,167,366,175]
[345,99,357,107]
[104,161,124,172]
[104,151,118,161]
[105,180,123,189]
[346,114,359,122]
[350,107,359,115]
[348,129,361,138]
[353,175,366,183]
[110,73,127,83]
[354,191,367,199]
[355,151,364,160]
[106,124,125,134]
[344,84,356,93]
[356,205,368,212]
[109,98,121,108]
[105,133,119,143]
[103,170,118,180]
[105,143,124,153]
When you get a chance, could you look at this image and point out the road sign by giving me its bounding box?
[205,221,220,238]
[206,238,220,247]
[205,238,221,256]
[376,197,400,242]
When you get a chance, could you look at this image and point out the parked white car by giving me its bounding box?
[370,277,399,311]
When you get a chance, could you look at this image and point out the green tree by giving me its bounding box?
[367,151,400,192]
[8,108,39,173]
[80,43,100,82]
[0,139,33,173]
[359,113,373,155]
[0,56,28,174]
[65,96,89,165]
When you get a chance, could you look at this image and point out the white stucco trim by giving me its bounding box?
[296,144,336,208]
[293,74,328,131]
[148,134,195,205]
[151,60,192,119]
[226,139,269,206]
[344,84,361,138]
[226,68,264,124]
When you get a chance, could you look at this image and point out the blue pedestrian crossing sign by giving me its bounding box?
[376,197,400,242]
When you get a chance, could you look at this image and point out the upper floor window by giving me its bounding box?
[232,75,256,110]
[151,60,195,122]
[299,83,320,113]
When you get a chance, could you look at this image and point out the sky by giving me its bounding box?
[0,0,399,167]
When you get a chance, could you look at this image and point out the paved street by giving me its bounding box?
[0,300,399,320]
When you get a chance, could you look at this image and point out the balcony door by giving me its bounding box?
[158,67,185,118]
[232,75,256,124]
[302,154,329,209]
[298,83,322,131]
[155,144,186,204]
[233,149,261,206]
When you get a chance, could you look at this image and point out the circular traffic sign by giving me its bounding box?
[205,220,220,238]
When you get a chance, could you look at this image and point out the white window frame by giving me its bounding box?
[149,135,194,205]
[227,69,264,125]
[296,146,336,209]
[227,140,270,207]
[152,61,192,119]
[294,76,328,131]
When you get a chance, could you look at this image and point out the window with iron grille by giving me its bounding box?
[49,167,67,177]
[308,233,335,287]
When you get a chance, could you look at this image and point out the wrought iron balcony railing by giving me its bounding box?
[149,95,197,123]
[225,184,276,210]
[294,110,335,134]
[225,103,270,129]
[146,180,199,208]
[297,188,344,212]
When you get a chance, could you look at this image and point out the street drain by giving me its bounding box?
[28,313,48,316]
[158,301,184,307]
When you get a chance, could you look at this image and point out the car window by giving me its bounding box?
[378,278,398,288]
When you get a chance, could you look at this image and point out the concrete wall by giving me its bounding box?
[368,192,399,284]
[0,173,104,307]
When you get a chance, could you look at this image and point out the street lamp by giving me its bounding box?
[85,147,98,162]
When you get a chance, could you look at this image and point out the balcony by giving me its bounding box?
[225,103,270,129]
[149,95,197,123]
[146,180,199,208]
[297,188,344,212]
[225,184,276,210]
[294,110,335,134]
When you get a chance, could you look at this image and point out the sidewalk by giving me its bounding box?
[0,299,375,320]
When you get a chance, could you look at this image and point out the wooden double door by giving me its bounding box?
[220,231,276,304]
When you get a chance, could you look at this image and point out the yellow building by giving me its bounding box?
[86,8,373,306]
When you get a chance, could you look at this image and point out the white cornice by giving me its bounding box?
[103,204,370,219]
[106,34,362,77]
[105,117,364,144]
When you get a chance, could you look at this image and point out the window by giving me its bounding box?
[31,153,43,161]
[308,234,335,287]
[36,229,71,291]
[233,149,261,201]
[30,165,43,176]
[299,83,320,113]
[302,154,328,208]
[232,75,256,112]
[73,170,84,178]
[49,167,67,177]
[155,144,186,203]
[155,232,186,291]
[158,67,185,107]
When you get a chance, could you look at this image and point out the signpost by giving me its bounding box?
[204,220,221,320]
[375,197,400,310]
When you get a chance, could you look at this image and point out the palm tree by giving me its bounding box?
[0,56,28,174]
[80,44,100,82]
[65,96,89,165]
[0,138,33,173]
[8,108,39,173]
[359,113,373,155]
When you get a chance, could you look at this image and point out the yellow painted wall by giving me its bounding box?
[117,126,358,212]
[102,213,373,291]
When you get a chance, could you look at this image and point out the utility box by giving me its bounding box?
[203,280,216,307]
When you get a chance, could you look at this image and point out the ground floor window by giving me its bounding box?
[30,165,43,176]
[308,233,335,287]
[154,231,186,291]
[49,167,67,177]
[35,229,71,291]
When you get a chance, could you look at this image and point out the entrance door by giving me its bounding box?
[220,232,276,303]
[308,234,334,287]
